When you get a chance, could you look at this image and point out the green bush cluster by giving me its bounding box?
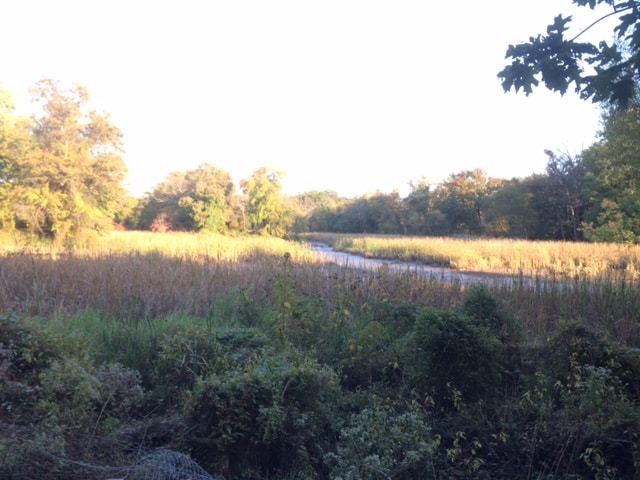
[185,347,340,478]
[407,308,503,405]
[2,279,640,479]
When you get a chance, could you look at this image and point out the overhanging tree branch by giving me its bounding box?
[569,7,630,42]
[499,0,640,107]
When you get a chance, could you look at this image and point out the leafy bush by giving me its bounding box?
[0,428,65,477]
[459,284,521,342]
[541,320,640,398]
[0,315,54,384]
[324,401,435,480]
[407,309,503,405]
[0,316,55,423]
[94,362,145,421]
[340,318,405,389]
[516,321,640,477]
[184,347,341,478]
[37,358,102,430]
[151,326,269,403]
[368,300,420,334]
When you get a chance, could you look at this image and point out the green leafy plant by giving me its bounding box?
[407,309,503,405]
[324,401,436,480]
[184,347,341,478]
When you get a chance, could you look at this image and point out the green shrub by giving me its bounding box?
[184,347,341,479]
[0,428,65,477]
[515,321,640,477]
[541,320,640,399]
[459,284,521,342]
[0,315,54,383]
[94,362,145,421]
[407,309,503,405]
[341,319,403,389]
[368,300,420,334]
[151,326,269,403]
[0,316,56,423]
[324,401,435,480]
[333,302,417,389]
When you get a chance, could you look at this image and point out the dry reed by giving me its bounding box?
[301,232,640,279]
[1,231,639,345]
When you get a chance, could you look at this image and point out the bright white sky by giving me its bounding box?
[1,1,617,198]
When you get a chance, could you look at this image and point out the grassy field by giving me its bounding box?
[301,232,640,279]
[2,231,640,479]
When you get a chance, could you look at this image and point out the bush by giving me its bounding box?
[184,347,341,479]
[459,284,521,342]
[407,309,503,405]
[541,320,640,398]
[341,319,400,388]
[37,358,102,430]
[516,321,640,478]
[0,316,55,422]
[324,401,435,480]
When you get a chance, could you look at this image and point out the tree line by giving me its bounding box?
[2,78,640,244]
[2,2,640,245]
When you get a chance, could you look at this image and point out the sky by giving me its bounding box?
[1,1,618,198]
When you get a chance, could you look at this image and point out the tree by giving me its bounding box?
[483,178,534,238]
[337,197,375,233]
[498,1,640,107]
[432,169,504,235]
[180,163,237,232]
[403,178,432,235]
[139,171,191,231]
[7,79,127,243]
[582,105,640,242]
[544,149,588,240]
[367,190,405,234]
[139,163,238,232]
[292,190,345,233]
[0,87,33,229]
[113,195,140,230]
[240,166,291,236]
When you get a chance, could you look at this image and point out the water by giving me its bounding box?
[308,242,532,287]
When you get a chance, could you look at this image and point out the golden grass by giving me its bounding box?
[0,231,464,320]
[90,231,320,263]
[301,232,640,279]
[1,230,639,345]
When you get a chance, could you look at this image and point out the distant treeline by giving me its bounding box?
[125,101,640,244]
[3,79,640,245]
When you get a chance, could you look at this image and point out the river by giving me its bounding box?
[308,242,538,287]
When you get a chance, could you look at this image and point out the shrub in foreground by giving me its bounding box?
[406,309,503,405]
[184,346,341,478]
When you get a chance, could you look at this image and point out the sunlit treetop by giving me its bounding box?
[498,0,640,107]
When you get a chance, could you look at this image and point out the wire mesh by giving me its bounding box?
[126,449,217,480]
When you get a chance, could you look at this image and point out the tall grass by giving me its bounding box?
[301,232,640,279]
[1,231,639,345]
[0,232,461,321]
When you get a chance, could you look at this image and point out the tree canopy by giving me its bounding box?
[582,105,640,242]
[0,79,127,245]
[498,1,640,107]
[240,167,292,236]
[138,163,239,233]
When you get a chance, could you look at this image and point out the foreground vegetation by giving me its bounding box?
[2,232,640,479]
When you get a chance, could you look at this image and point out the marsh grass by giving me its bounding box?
[302,232,640,279]
[1,231,639,345]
